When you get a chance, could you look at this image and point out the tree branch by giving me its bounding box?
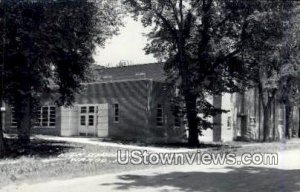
[214,49,241,67]
[167,0,181,29]
[153,9,179,43]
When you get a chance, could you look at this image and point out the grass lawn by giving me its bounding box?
[0,138,160,188]
[1,137,300,188]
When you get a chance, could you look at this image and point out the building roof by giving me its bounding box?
[93,63,165,82]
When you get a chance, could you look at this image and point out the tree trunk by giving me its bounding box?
[0,111,6,158]
[285,105,292,139]
[16,97,32,147]
[299,118,300,138]
[185,93,199,146]
[258,82,276,142]
[177,33,199,146]
[262,104,271,142]
[298,108,300,138]
[272,99,278,141]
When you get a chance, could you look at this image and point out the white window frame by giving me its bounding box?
[34,106,56,128]
[79,104,99,127]
[10,107,17,127]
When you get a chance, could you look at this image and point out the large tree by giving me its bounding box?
[242,1,300,141]
[123,0,287,145]
[0,0,122,153]
[277,4,300,140]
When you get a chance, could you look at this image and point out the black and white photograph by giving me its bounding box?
[0,0,300,191]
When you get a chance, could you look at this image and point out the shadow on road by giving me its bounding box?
[102,166,300,192]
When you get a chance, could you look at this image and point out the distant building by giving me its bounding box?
[202,89,300,142]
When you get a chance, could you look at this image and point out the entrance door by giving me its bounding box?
[79,105,98,136]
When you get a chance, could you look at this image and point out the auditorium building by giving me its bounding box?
[3,63,299,142]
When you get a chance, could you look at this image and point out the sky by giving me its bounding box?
[93,17,157,67]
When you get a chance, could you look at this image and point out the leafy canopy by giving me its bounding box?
[0,0,123,108]
[122,0,293,131]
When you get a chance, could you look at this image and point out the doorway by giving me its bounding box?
[79,105,98,136]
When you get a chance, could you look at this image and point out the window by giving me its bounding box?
[227,116,232,129]
[227,116,231,127]
[34,106,56,127]
[88,115,94,126]
[34,108,41,126]
[49,107,56,126]
[174,106,181,127]
[42,107,49,126]
[174,116,181,127]
[80,116,86,126]
[11,108,17,127]
[11,106,55,128]
[114,103,119,123]
[89,106,95,113]
[156,104,163,126]
[249,117,256,126]
[80,106,87,113]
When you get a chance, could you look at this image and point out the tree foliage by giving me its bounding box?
[240,1,300,141]
[122,0,292,145]
[0,0,123,147]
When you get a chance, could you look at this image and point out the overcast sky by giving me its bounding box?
[93,17,157,67]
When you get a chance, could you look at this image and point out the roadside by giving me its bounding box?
[0,135,300,189]
[2,149,300,192]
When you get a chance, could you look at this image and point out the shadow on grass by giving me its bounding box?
[89,137,235,150]
[4,138,78,158]
[101,166,300,192]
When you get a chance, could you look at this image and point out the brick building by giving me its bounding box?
[203,89,300,142]
[4,63,186,143]
[4,63,299,143]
